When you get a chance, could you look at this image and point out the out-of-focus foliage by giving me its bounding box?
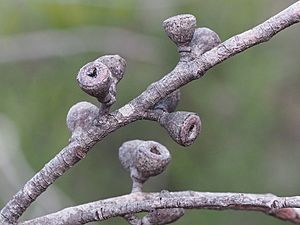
[0,0,299,224]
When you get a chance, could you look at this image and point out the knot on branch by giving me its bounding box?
[163,14,220,60]
[77,55,126,116]
[66,101,98,133]
[119,140,171,192]
[159,111,201,146]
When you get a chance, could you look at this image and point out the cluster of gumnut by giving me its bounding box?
[66,14,220,224]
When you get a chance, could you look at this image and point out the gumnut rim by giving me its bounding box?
[159,111,202,147]
[77,60,112,101]
[179,114,201,146]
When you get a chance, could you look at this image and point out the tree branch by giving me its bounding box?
[19,191,300,225]
[1,1,299,224]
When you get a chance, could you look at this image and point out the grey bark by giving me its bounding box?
[19,191,300,225]
[0,1,300,224]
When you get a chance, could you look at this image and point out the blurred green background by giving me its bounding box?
[0,0,299,224]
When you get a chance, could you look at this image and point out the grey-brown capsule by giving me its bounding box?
[159,111,201,146]
[154,89,180,113]
[95,55,126,82]
[119,140,171,182]
[77,55,126,107]
[77,61,112,103]
[163,14,196,48]
[66,101,98,133]
[190,27,221,57]
[142,208,184,225]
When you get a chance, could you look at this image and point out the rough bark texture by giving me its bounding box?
[0,1,300,225]
[19,192,300,225]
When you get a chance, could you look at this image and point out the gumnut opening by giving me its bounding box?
[77,60,112,102]
[190,27,221,57]
[163,14,196,47]
[159,111,201,146]
[95,55,126,82]
[142,208,185,225]
[119,140,171,183]
[66,101,98,133]
[153,89,180,113]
